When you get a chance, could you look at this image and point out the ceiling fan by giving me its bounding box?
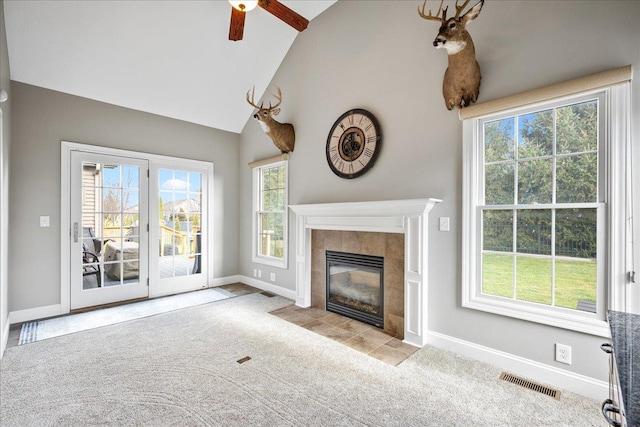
[228,0,309,41]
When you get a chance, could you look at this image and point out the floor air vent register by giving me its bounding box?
[499,372,561,400]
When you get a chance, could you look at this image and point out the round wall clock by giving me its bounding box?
[326,108,382,179]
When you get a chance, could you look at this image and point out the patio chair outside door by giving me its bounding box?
[70,151,149,310]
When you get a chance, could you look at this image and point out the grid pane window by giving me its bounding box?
[255,162,287,263]
[480,97,601,313]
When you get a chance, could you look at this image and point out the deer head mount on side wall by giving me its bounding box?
[418,0,484,110]
[246,86,295,154]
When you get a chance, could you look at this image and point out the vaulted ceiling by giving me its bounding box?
[3,0,337,133]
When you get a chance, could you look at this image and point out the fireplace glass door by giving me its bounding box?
[326,251,384,328]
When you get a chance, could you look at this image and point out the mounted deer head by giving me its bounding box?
[418,0,484,110]
[246,86,295,154]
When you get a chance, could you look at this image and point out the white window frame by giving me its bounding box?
[462,81,631,337]
[251,158,288,269]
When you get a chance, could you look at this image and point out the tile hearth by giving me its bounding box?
[270,304,418,366]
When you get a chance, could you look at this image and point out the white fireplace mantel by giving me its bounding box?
[289,198,441,347]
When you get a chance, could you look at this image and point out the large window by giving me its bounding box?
[252,159,288,268]
[462,77,631,336]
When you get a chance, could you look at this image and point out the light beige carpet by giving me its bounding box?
[0,293,605,426]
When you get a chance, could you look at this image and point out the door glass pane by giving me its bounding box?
[81,161,141,290]
[102,164,121,187]
[159,169,202,278]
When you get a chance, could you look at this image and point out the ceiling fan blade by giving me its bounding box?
[229,7,246,41]
[258,0,309,32]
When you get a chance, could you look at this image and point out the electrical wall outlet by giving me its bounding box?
[555,343,572,365]
[253,269,257,277]
[257,270,262,278]
[270,273,276,282]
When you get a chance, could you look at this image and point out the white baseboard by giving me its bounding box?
[209,275,243,287]
[7,276,245,324]
[236,275,296,301]
[9,304,63,325]
[427,331,607,401]
[1,317,9,358]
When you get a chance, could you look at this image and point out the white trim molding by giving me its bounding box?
[9,304,63,324]
[289,198,441,348]
[1,318,9,357]
[427,331,608,401]
[237,275,297,301]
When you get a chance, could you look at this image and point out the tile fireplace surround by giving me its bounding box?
[289,198,441,348]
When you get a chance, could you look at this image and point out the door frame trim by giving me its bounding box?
[61,141,215,314]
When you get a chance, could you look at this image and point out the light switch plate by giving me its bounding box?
[40,216,50,227]
[439,217,450,232]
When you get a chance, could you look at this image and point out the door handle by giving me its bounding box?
[73,222,79,243]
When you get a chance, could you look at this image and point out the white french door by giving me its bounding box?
[148,162,209,297]
[70,151,149,309]
[64,143,213,311]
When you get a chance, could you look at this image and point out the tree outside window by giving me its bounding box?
[481,98,599,312]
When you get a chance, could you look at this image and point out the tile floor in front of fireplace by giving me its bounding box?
[269,304,418,366]
[220,282,418,366]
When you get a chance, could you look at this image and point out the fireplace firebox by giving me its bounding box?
[326,250,384,328]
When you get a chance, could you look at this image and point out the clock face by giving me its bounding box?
[326,109,382,179]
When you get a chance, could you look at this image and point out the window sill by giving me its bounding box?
[253,255,287,270]
[462,294,611,337]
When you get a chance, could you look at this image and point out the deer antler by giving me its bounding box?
[246,86,264,109]
[247,86,283,110]
[453,0,471,19]
[267,86,283,110]
[417,0,447,22]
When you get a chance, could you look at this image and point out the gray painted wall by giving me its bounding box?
[239,0,640,381]
[9,82,240,312]
[1,0,12,355]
